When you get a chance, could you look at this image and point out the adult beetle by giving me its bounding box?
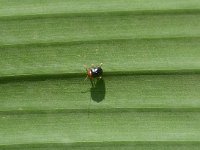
[84,63,103,87]
[85,63,103,79]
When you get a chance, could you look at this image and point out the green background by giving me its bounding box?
[0,0,200,149]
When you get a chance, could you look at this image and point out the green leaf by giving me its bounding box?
[0,0,200,149]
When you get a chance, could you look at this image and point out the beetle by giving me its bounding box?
[85,63,103,79]
[85,63,103,80]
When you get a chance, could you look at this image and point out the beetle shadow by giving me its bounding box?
[90,78,106,103]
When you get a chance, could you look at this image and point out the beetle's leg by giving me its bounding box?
[84,75,88,81]
[84,65,89,81]
[90,78,95,87]
[96,76,102,81]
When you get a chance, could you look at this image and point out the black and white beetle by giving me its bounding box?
[85,63,103,80]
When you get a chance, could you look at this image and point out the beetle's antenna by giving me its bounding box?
[99,63,103,67]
